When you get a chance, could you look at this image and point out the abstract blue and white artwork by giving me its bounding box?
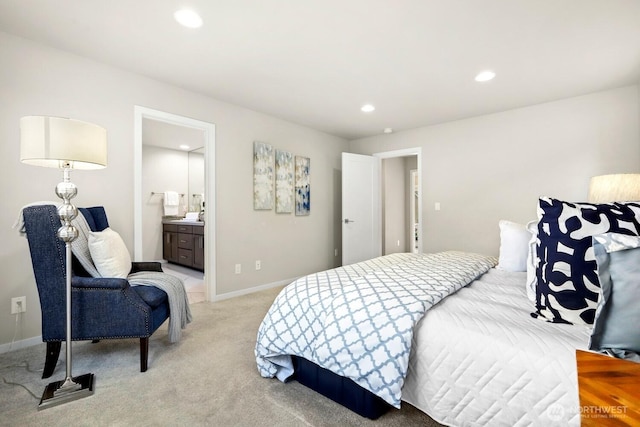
[295,156,310,216]
[275,150,294,213]
[253,141,274,210]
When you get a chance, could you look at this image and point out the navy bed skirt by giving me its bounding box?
[291,355,391,419]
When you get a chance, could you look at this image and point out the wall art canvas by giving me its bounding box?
[253,141,274,210]
[275,149,294,213]
[295,156,310,216]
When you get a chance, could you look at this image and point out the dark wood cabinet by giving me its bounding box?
[163,223,204,271]
[193,226,205,270]
[163,224,178,263]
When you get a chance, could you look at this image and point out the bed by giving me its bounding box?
[255,197,640,426]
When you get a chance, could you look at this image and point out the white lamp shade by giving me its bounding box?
[588,174,640,203]
[20,116,107,169]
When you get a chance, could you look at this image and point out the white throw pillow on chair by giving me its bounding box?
[88,228,132,278]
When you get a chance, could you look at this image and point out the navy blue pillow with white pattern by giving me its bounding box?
[532,197,640,325]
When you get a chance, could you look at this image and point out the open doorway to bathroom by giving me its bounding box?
[134,106,216,302]
[141,118,205,304]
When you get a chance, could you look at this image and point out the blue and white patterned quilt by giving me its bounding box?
[255,251,497,408]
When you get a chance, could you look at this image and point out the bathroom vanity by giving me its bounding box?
[162,220,204,271]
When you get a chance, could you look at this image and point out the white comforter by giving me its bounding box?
[402,268,591,426]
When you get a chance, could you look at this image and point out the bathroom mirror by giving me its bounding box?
[188,148,205,214]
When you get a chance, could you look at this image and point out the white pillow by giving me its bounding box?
[88,228,132,278]
[525,220,539,302]
[497,220,532,272]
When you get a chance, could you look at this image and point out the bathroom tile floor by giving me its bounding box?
[161,262,206,304]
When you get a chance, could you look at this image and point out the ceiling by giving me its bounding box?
[142,118,205,153]
[1,0,639,140]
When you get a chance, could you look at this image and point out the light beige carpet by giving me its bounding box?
[0,286,443,426]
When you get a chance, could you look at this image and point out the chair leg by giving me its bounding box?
[42,341,61,379]
[140,337,149,372]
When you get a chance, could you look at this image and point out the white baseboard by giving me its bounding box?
[212,277,295,301]
[0,335,42,354]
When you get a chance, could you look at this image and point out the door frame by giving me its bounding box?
[374,147,423,254]
[410,169,419,253]
[133,106,216,300]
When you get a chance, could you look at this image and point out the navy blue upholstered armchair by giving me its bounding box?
[23,205,170,378]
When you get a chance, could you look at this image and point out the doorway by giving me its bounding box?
[381,155,419,255]
[341,147,422,264]
[410,169,419,253]
[375,148,422,256]
[134,106,216,300]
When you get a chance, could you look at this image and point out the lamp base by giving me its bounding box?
[38,373,95,410]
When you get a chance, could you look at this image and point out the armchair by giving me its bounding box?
[22,205,170,378]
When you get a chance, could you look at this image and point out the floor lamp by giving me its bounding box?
[20,116,107,409]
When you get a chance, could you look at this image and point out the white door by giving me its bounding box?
[342,152,381,265]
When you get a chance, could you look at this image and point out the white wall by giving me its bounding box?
[350,85,640,256]
[0,32,347,349]
[2,29,637,350]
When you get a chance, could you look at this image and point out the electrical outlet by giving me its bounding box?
[255,260,261,270]
[11,296,26,314]
[235,264,241,274]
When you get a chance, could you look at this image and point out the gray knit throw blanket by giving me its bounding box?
[128,272,192,343]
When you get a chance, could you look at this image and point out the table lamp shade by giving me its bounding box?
[20,116,107,169]
[588,174,640,203]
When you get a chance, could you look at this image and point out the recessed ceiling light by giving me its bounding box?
[174,9,203,28]
[475,70,496,82]
[383,128,393,134]
[361,104,375,113]
[179,144,190,150]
